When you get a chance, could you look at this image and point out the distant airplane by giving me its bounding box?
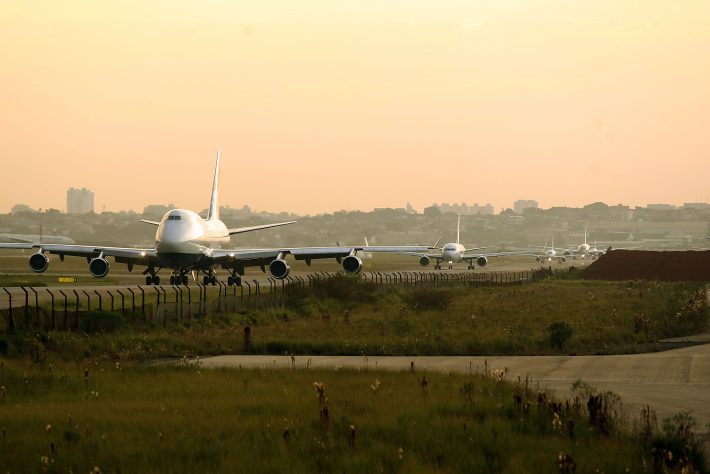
[564,228,641,260]
[530,237,568,263]
[407,214,521,270]
[0,152,431,285]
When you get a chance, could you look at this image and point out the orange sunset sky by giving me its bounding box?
[1,1,709,215]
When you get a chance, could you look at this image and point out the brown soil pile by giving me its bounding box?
[582,250,710,281]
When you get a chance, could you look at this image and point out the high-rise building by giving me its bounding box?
[433,202,494,215]
[67,188,94,214]
[513,199,538,214]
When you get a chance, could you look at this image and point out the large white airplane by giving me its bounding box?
[408,215,520,270]
[0,152,431,286]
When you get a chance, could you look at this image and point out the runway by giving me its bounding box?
[192,343,710,432]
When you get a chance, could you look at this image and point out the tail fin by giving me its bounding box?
[456,214,461,244]
[584,226,588,245]
[207,150,220,221]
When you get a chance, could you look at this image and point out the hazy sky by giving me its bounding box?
[1,1,709,214]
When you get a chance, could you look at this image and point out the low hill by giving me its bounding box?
[582,249,710,281]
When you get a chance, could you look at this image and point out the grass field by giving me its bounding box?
[0,359,704,473]
[3,278,706,361]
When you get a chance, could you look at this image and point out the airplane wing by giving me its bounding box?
[462,250,534,261]
[0,242,157,266]
[228,221,297,236]
[210,245,432,269]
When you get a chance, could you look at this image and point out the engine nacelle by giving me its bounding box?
[89,257,110,278]
[559,257,567,263]
[535,256,542,262]
[563,250,572,256]
[342,255,363,274]
[29,252,49,273]
[476,256,488,268]
[419,256,430,266]
[269,259,290,279]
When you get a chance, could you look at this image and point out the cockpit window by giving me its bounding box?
[167,215,182,221]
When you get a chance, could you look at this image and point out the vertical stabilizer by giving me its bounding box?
[584,226,588,245]
[207,150,221,221]
[456,214,461,244]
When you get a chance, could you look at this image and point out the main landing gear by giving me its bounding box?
[145,275,161,285]
[169,274,189,285]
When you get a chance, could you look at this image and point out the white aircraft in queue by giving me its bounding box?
[0,152,432,286]
[530,237,569,263]
[407,214,519,270]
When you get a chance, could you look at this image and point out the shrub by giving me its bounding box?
[548,321,573,350]
[78,311,126,333]
[403,288,454,311]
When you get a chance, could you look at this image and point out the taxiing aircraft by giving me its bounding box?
[407,215,519,270]
[0,152,431,286]
[530,237,568,263]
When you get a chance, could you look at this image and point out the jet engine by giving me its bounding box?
[563,250,571,256]
[419,256,430,266]
[89,257,110,278]
[476,256,488,268]
[535,256,542,262]
[269,258,290,279]
[29,252,49,273]
[342,255,363,274]
[559,257,567,263]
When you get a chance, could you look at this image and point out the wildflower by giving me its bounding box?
[349,425,356,448]
[41,456,50,466]
[370,379,382,395]
[92,467,102,474]
[314,382,326,403]
[45,424,52,434]
[552,413,562,433]
[398,447,405,460]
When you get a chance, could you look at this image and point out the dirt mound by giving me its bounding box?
[582,250,710,281]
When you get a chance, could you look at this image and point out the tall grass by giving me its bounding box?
[0,360,702,473]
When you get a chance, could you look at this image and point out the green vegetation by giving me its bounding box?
[1,277,706,361]
[0,360,703,473]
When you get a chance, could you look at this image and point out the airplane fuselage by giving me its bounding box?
[442,243,466,263]
[155,209,229,269]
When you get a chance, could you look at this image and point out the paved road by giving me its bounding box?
[192,343,710,431]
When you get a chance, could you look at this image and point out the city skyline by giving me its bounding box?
[1,1,709,214]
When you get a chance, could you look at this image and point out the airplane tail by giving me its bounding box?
[456,214,461,244]
[207,150,220,221]
[584,226,588,245]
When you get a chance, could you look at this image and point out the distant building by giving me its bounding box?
[433,202,494,215]
[10,204,38,214]
[67,188,94,214]
[646,203,677,210]
[513,199,538,214]
[682,202,710,210]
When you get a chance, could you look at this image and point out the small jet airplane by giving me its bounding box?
[563,228,640,260]
[0,152,432,285]
[407,214,520,270]
[530,237,568,263]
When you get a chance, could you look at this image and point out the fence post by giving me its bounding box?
[244,281,251,310]
[108,290,115,311]
[3,288,15,333]
[83,290,91,311]
[128,288,135,314]
[73,290,79,330]
[173,286,180,321]
[20,286,29,329]
[45,289,55,330]
[138,286,145,318]
[94,290,102,311]
[253,280,260,310]
[117,290,125,315]
[59,290,68,331]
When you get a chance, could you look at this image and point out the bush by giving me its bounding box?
[78,311,126,333]
[403,288,454,311]
[548,321,573,350]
